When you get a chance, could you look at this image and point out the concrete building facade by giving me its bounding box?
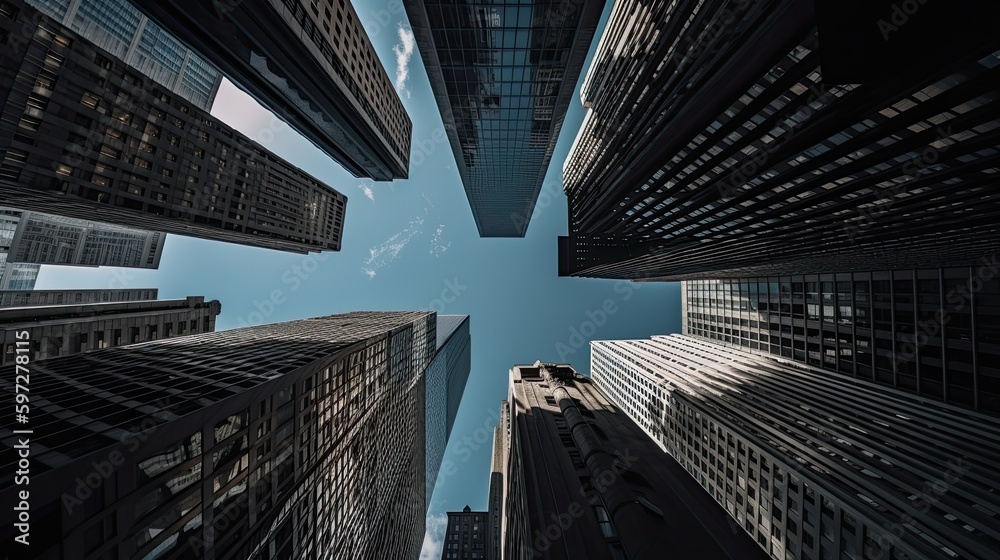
[441,505,487,560]
[0,287,158,306]
[591,335,1000,560]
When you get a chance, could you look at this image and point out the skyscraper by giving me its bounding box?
[0,311,435,559]
[559,0,1000,280]
[425,314,472,506]
[494,361,765,560]
[0,0,348,254]
[0,294,221,364]
[591,335,1000,560]
[682,266,1000,415]
[0,258,38,290]
[25,0,222,111]
[486,400,508,560]
[0,287,158,306]
[1,207,165,269]
[126,0,412,180]
[405,0,606,236]
[440,505,487,560]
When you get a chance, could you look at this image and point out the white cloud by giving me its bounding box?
[420,514,448,560]
[357,182,375,202]
[394,25,416,98]
[430,224,451,257]
[361,215,425,277]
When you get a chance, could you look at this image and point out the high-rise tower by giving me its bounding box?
[0,311,435,559]
[405,0,606,236]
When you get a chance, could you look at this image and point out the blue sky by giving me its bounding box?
[35,1,680,557]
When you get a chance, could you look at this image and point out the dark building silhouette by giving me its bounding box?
[592,334,1000,560]
[494,361,765,560]
[0,295,220,365]
[0,311,435,559]
[126,0,411,180]
[559,0,1000,280]
[0,0,347,254]
[682,265,1000,415]
[440,505,487,560]
[405,0,605,236]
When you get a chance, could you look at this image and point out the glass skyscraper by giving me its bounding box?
[591,335,1000,560]
[405,0,606,236]
[425,314,471,506]
[26,0,222,111]
[0,311,435,559]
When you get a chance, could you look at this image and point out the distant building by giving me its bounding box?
[0,311,435,558]
[0,0,348,254]
[591,335,1000,560]
[127,0,412,179]
[25,0,222,110]
[405,0,606,236]
[0,295,221,364]
[486,401,508,560]
[425,315,472,506]
[0,258,38,290]
[0,287,158,306]
[494,361,765,560]
[440,505,488,560]
[1,207,165,269]
[683,268,1000,415]
[559,0,1000,279]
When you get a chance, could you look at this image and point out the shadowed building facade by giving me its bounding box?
[440,505,487,560]
[405,0,605,236]
[592,335,1000,560]
[0,295,221,365]
[0,311,435,559]
[559,0,1000,280]
[0,287,158,307]
[125,0,411,180]
[682,267,1000,416]
[494,361,765,560]
[0,0,347,254]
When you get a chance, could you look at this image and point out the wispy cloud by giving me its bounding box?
[361,215,425,278]
[430,224,451,257]
[394,24,416,98]
[419,514,448,560]
[357,182,375,202]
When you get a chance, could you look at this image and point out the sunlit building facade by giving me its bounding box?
[0,0,348,254]
[683,269,1000,415]
[591,335,1000,560]
[0,311,435,559]
[559,0,1000,280]
[0,207,165,269]
[0,294,221,365]
[127,0,411,179]
[405,0,605,236]
[26,0,222,110]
